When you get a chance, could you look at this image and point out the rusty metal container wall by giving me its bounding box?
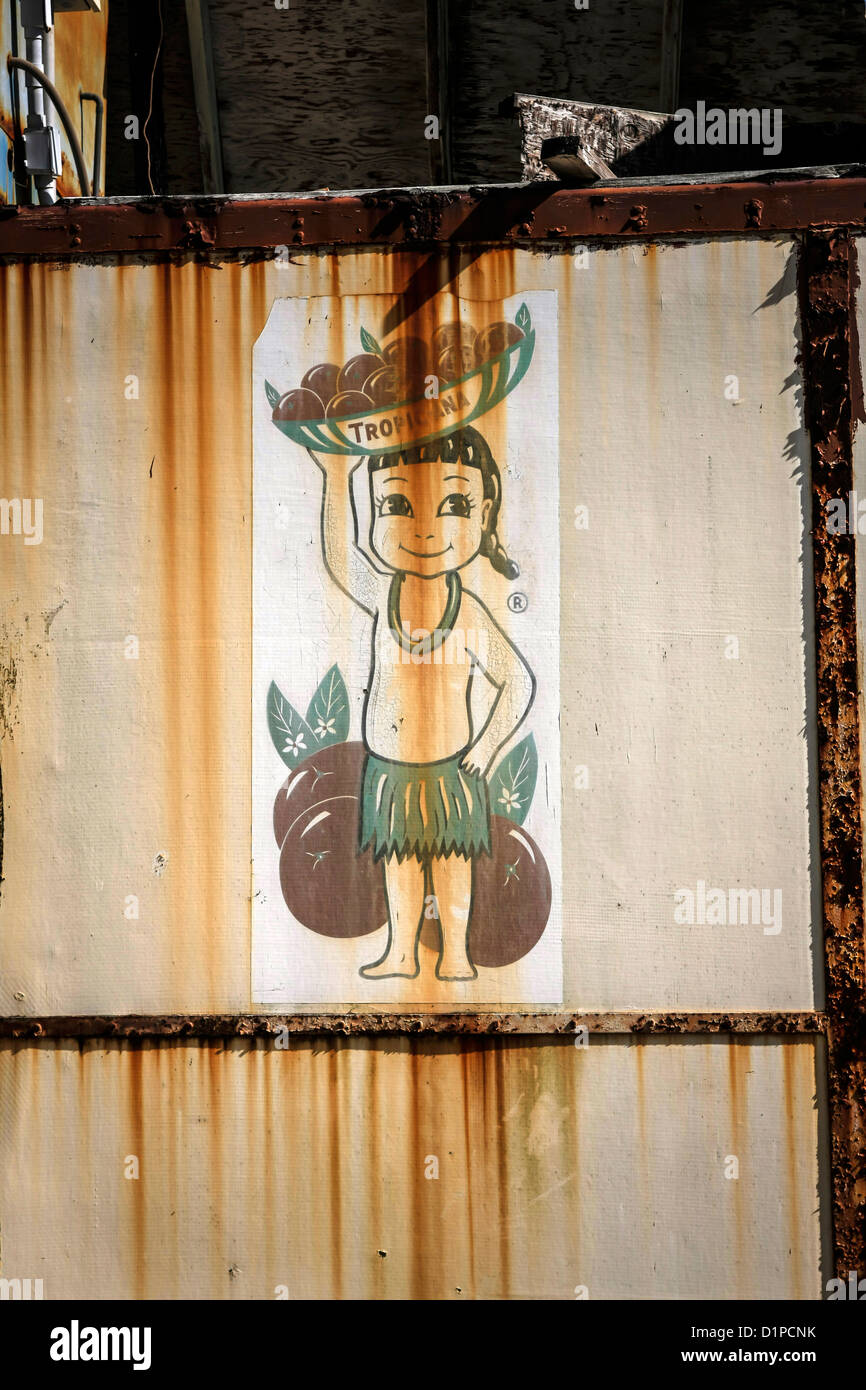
[0,239,820,1016]
[2,190,857,1297]
[0,1035,828,1299]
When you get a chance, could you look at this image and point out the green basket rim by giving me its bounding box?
[266,307,534,435]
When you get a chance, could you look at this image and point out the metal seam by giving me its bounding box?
[0,1012,828,1039]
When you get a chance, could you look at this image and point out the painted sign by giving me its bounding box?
[252,290,562,1005]
[0,239,821,1016]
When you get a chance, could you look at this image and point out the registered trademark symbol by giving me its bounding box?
[507,591,528,613]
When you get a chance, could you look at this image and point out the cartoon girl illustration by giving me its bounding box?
[307,423,536,981]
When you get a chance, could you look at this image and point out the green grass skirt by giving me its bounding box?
[360,751,492,862]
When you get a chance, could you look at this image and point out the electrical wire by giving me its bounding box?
[142,0,164,195]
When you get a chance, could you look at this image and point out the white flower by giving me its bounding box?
[283,733,307,758]
[498,789,522,814]
[314,718,336,740]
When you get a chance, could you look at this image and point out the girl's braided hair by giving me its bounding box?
[366,425,519,580]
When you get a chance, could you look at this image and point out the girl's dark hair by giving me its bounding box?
[366,425,519,580]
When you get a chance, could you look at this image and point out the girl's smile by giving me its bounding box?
[399,541,453,558]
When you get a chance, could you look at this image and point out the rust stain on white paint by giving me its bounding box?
[0,1034,825,1300]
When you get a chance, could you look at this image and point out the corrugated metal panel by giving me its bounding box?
[0,1035,828,1299]
[2,191,862,1293]
[0,239,820,1016]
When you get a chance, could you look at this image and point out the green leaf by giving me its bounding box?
[360,326,382,357]
[515,303,531,334]
[305,664,350,750]
[267,680,314,767]
[490,733,537,825]
[264,379,281,411]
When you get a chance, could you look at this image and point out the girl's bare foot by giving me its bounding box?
[435,955,478,981]
[360,948,419,980]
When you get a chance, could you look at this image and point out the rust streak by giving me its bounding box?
[727,1041,747,1296]
[781,1043,803,1300]
[126,1043,147,1300]
[493,1041,511,1298]
[460,1041,477,1297]
[327,1044,343,1299]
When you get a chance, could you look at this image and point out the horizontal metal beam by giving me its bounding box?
[3,174,866,257]
[0,1012,827,1039]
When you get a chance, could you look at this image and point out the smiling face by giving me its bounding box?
[369,457,492,577]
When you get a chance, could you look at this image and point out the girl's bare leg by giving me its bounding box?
[431,853,477,981]
[360,854,426,979]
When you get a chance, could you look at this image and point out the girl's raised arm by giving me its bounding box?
[308,448,384,616]
[459,591,536,777]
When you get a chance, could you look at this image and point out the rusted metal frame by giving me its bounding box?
[0,1011,826,1039]
[799,228,866,1278]
[4,177,866,257]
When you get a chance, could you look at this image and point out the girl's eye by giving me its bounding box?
[438,492,472,518]
[378,494,413,517]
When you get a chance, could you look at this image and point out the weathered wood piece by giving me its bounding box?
[507,93,671,183]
